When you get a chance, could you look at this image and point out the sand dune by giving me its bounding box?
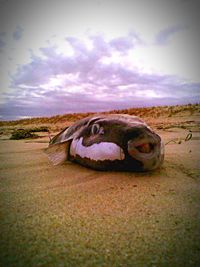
[0,105,200,266]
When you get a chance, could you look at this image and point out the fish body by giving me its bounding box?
[45,114,164,171]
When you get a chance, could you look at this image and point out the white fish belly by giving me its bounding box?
[70,137,125,161]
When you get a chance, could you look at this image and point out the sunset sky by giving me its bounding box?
[0,0,200,120]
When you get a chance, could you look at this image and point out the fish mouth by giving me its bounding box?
[128,136,163,170]
[128,139,157,158]
[135,142,155,154]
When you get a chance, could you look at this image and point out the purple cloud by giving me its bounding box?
[13,25,24,41]
[155,25,185,45]
[1,33,199,120]
[109,32,142,52]
[110,37,133,51]
[0,32,6,52]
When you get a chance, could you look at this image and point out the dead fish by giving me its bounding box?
[45,114,164,171]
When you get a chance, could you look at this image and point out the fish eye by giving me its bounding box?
[91,124,100,135]
[91,124,104,135]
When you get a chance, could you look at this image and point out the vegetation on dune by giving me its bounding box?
[28,126,49,132]
[10,126,49,140]
[0,103,199,127]
[10,129,39,140]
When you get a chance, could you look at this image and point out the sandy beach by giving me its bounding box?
[0,107,200,266]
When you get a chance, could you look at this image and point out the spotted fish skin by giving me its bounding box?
[45,114,164,171]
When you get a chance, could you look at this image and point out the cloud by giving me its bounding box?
[109,32,142,52]
[1,32,200,120]
[13,25,24,41]
[155,25,186,45]
[0,32,6,52]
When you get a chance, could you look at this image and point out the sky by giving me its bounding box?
[0,0,200,120]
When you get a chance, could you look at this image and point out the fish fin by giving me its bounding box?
[50,126,70,145]
[45,141,71,165]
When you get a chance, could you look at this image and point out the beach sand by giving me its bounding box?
[0,111,200,266]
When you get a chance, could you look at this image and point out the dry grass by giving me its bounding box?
[0,104,199,127]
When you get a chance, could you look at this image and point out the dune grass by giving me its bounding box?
[0,103,199,127]
[10,129,39,140]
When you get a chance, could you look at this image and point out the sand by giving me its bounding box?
[0,114,200,266]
